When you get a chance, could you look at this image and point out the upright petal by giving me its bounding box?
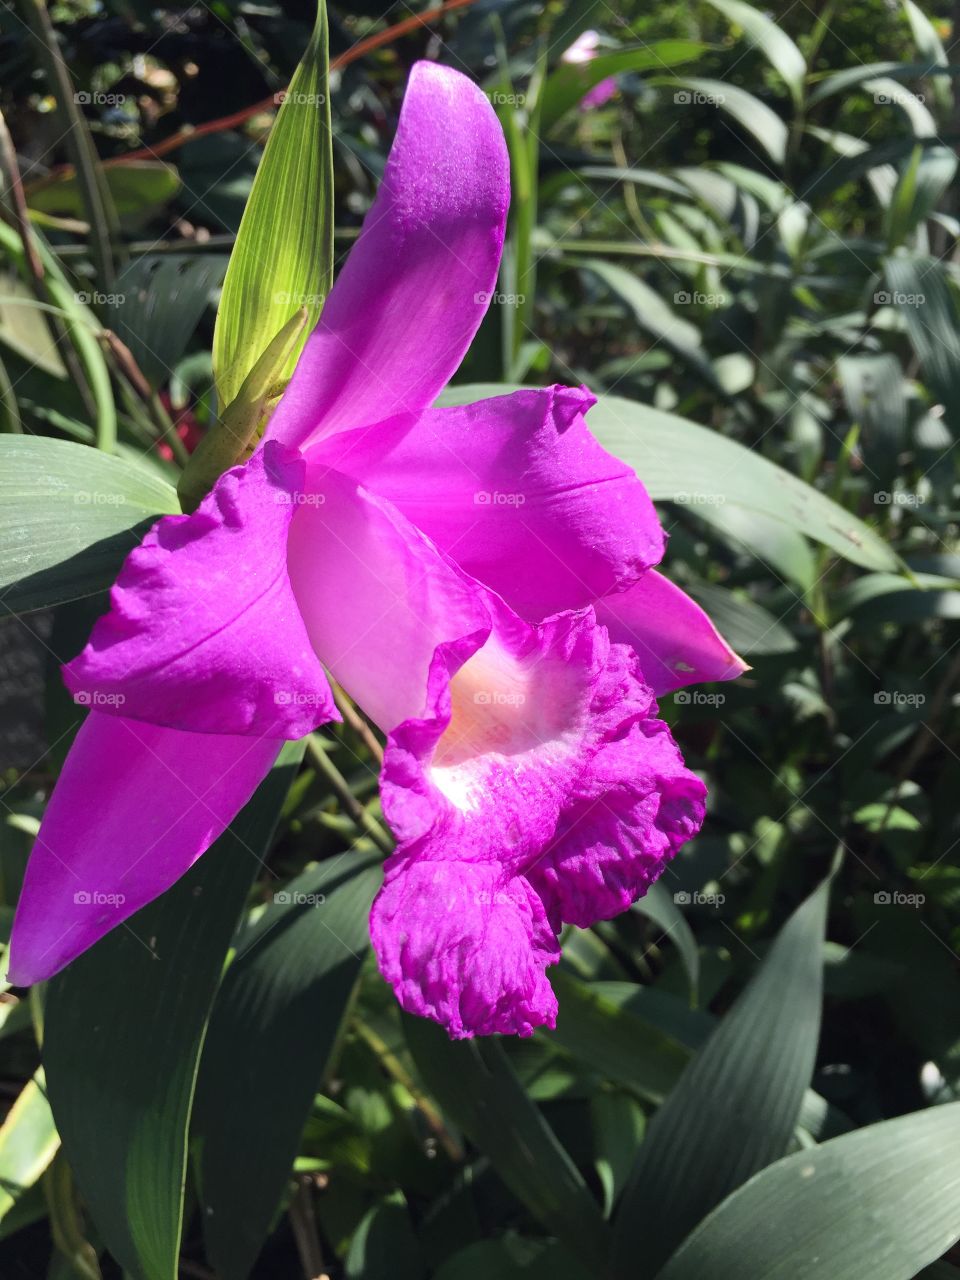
[595,569,749,695]
[7,713,279,985]
[267,62,509,450]
[313,385,665,618]
[66,445,336,739]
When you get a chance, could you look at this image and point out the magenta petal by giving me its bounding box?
[596,569,749,695]
[287,463,490,734]
[65,446,336,738]
[370,861,559,1039]
[315,385,665,618]
[526,650,707,929]
[7,712,280,984]
[267,62,509,450]
[373,597,705,1038]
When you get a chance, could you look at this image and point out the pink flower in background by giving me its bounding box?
[562,30,618,109]
[8,62,745,1037]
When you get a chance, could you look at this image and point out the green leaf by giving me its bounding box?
[837,354,907,485]
[0,437,178,614]
[865,77,936,136]
[545,969,691,1104]
[193,854,381,1280]
[683,502,817,591]
[903,0,952,112]
[344,1196,425,1280]
[661,78,788,165]
[43,744,303,1280]
[612,876,830,1278]
[540,41,707,131]
[631,881,700,1001]
[579,260,723,389]
[885,146,956,247]
[700,0,805,106]
[27,161,180,221]
[0,1070,59,1225]
[0,219,117,452]
[807,61,958,106]
[655,1102,960,1280]
[212,0,333,408]
[686,583,797,655]
[586,394,899,572]
[802,137,938,205]
[403,1016,611,1274]
[885,256,960,435]
[109,254,226,390]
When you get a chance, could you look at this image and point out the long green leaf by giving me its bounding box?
[109,254,225,389]
[404,1015,610,1274]
[885,256,960,436]
[43,744,303,1280]
[540,42,707,131]
[660,78,788,165]
[612,877,830,1278]
[655,1103,960,1280]
[701,0,805,106]
[212,0,333,408]
[0,437,178,614]
[0,1070,59,1225]
[193,854,381,1280]
[580,259,723,389]
[631,881,699,1001]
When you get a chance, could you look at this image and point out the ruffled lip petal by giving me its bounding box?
[374,586,706,1038]
[312,384,665,619]
[596,569,749,696]
[267,62,510,451]
[370,861,560,1039]
[7,712,280,985]
[65,444,337,739]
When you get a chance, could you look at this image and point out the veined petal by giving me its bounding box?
[314,385,665,617]
[372,595,705,1038]
[267,62,509,450]
[7,713,279,985]
[370,861,559,1039]
[595,569,749,695]
[66,446,336,739]
[286,463,490,735]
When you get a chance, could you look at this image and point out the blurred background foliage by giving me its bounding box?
[1,0,960,1276]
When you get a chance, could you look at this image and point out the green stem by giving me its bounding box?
[16,0,120,289]
[305,735,393,856]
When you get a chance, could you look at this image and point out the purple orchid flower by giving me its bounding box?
[8,63,745,1038]
[562,30,618,110]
